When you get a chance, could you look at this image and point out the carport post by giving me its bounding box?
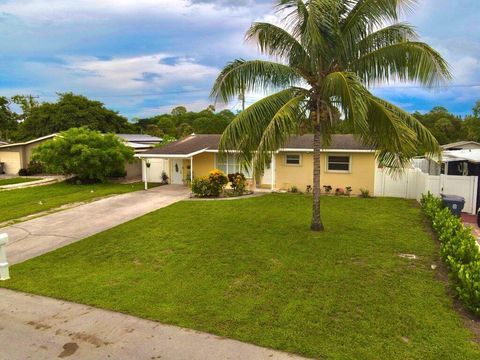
[190,157,193,183]
[0,233,10,281]
[143,158,149,191]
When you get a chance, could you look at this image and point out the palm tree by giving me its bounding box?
[211,0,450,231]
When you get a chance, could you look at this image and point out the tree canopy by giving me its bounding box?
[132,106,236,138]
[32,127,134,182]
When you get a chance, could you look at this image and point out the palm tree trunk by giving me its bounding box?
[311,102,324,231]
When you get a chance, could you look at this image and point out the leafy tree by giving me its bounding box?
[171,106,187,116]
[156,117,177,135]
[211,0,449,231]
[463,116,480,141]
[0,97,16,141]
[11,95,39,123]
[134,106,235,138]
[19,93,134,140]
[413,107,465,144]
[473,100,480,118]
[32,127,134,182]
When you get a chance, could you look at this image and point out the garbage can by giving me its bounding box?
[441,194,465,217]
[0,162,4,174]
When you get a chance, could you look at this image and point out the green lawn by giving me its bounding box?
[0,181,147,223]
[2,195,479,359]
[0,177,41,186]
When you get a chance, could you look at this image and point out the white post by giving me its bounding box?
[271,152,276,192]
[0,233,10,281]
[143,159,148,190]
[190,157,193,184]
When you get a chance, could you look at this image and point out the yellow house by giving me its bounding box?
[137,134,377,195]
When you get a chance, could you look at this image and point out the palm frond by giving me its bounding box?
[253,94,307,172]
[219,88,306,161]
[355,22,418,55]
[246,22,311,70]
[210,59,302,104]
[321,71,369,133]
[342,0,416,33]
[350,41,452,86]
[363,95,440,170]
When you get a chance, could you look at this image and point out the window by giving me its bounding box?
[215,154,252,178]
[327,155,351,172]
[285,154,301,166]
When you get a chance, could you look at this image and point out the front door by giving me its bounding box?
[171,159,184,184]
[261,161,272,185]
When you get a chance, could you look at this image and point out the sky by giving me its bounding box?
[0,0,479,119]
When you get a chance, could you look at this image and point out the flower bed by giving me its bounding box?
[421,192,480,315]
[191,169,252,198]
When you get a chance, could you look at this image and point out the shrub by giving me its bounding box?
[323,185,332,194]
[345,186,352,195]
[25,160,44,175]
[191,177,211,197]
[191,169,228,197]
[18,168,28,176]
[228,172,247,195]
[360,188,370,198]
[107,168,127,178]
[421,192,480,315]
[32,127,134,183]
[306,185,312,193]
[208,169,228,196]
[289,185,299,193]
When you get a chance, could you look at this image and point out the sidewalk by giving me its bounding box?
[0,288,309,360]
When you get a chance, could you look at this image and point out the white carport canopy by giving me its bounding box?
[443,149,480,163]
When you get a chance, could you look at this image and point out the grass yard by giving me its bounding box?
[2,194,479,359]
[0,181,147,223]
[0,177,41,186]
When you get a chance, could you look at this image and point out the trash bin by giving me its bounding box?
[441,194,465,216]
[0,162,4,174]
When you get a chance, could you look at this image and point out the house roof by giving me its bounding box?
[138,134,373,157]
[116,134,162,143]
[441,141,480,150]
[0,134,58,149]
[443,149,480,163]
[0,133,161,150]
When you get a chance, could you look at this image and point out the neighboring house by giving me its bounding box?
[136,134,376,194]
[0,133,162,177]
[0,134,57,175]
[441,141,480,151]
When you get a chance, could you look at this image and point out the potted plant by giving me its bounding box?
[345,186,352,196]
[323,185,332,194]
[335,188,344,196]
[161,171,169,185]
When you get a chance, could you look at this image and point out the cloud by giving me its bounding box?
[0,0,478,118]
[64,54,219,91]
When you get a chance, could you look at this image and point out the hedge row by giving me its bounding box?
[421,192,480,315]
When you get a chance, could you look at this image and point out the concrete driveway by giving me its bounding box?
[1,185,190,264]
[0,288,309,360]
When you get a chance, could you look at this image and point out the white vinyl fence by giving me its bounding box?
[374,168,478,214]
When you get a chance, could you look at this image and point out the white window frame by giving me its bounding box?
[326,154,351,173]
[284,153,302,166]
[214,154,252,178]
